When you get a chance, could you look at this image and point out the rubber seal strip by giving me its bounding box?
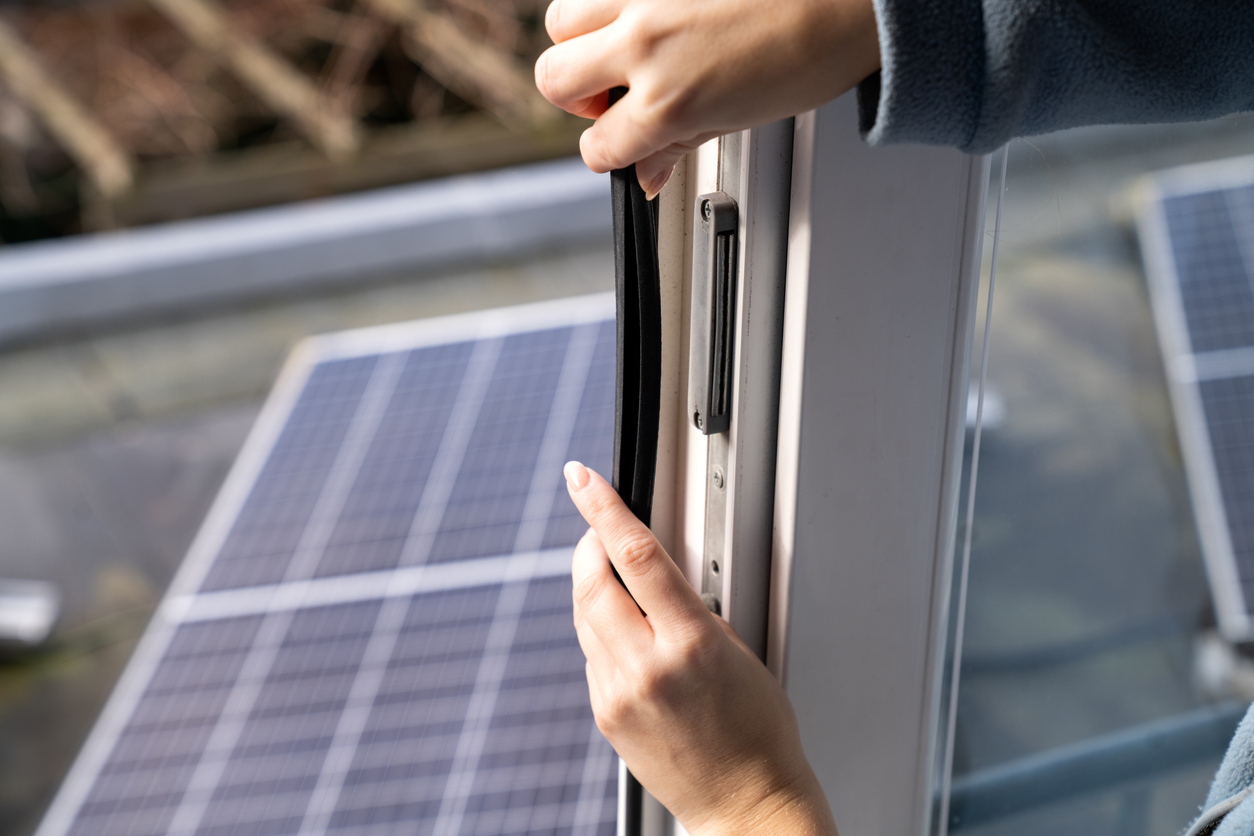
[611,156,662,525]
[607,86,662,836]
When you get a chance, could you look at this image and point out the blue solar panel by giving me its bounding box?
[1162,188,1254,353]
[1197,374,1254,607]
[315,343,478,580]
[542,333,617,551]
[35,295,619,836]
[429,331,575,565]
[1141,167,1254,640]
[205,357,382,592]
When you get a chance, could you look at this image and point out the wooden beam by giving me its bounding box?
[0,17,134,199]
[364,0,559,130]
[147,0,360,160]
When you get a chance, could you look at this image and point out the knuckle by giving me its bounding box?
[592,704,621,738]
[579,130,611,174]
[632,86,686,144]
[634,662,678,705]
[604,89,682,171]
[571,569,606,612]
[544,0,561,39]
[592,689,632,738]
[533,54,549,94]
[676,626,721,669]
[534,52,563,103]
[581,484,619,521]
[639,630,719,701]
[614,531,659,574]
[571,601,589,634]
[537,50,586,109]
[616,8,660,63]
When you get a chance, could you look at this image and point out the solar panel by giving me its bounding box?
[35,294,619,836]
[1139,159,1254,641]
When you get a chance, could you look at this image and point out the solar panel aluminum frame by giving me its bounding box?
[34,292,616,836]
[1138,155,1254,642]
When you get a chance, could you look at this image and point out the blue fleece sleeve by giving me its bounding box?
[1183,704,1254,835]
[857,0,1254,154]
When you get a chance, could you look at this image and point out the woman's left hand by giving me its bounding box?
[563,461,838,836]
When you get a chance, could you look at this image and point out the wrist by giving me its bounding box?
[686,767,838,836]
[813,0,882,91]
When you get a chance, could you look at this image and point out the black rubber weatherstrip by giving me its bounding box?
[608,87,662,836]
[611,161,662,527]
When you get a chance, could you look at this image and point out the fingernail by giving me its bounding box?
[643,167,672,201]
[564,461,589,490]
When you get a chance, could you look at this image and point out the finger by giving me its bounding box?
[534,30,625,115]
[573,603,618,692]
[545,0,628,43]
[565,462,709,634]
[584,660,610,731]
[578,88,673,173]
[636,140,707,199]
[567,89,611,122]
[572,527,653,661]
[585,660,599,702]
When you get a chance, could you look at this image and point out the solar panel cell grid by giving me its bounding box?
[37,297,619,836]
[198,601,385,836]
[542,324,616,550]
[1143,171,1254,639]
[458,577,607,831]
[1198,374,1254,607]
[203,357,381,592]
[316,343,476,580]
[430,330,571,565]
[1164,189,1254,353]
[70,616,268,836]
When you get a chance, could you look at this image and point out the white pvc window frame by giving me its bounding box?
[646,93,988,835]
[770,96,988,836]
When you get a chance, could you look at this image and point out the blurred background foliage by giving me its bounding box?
[0,0,580,242]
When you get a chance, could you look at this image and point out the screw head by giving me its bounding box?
[712,467,725,490]
[694,410,704,429]
[701,199,713,222]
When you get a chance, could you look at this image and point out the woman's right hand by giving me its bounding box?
[534,0,881,197]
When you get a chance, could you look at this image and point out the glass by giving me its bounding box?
[939,114,1254,835]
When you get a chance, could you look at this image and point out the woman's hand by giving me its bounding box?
[534,0,880,197]
[563,461,838,835]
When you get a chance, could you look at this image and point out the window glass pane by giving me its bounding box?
[944,117,1254,835]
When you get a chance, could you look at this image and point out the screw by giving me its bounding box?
[694,410,704,429]
[712,467,725,490]
[701,199,712,222]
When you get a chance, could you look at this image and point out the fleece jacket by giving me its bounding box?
[857,0,1254,153]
